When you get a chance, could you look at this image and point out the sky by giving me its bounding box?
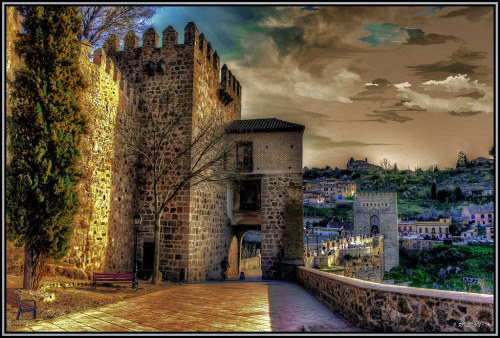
[148,3,496,170]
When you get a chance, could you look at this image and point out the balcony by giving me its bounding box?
[232,209,261,225]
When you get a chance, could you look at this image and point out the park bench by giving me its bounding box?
[6,289,37,320]
[93,272,138,290]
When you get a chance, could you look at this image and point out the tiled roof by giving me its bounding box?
[226,118,305,133]
[464,204,494,213]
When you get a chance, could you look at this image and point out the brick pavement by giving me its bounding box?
[8,278,364,333]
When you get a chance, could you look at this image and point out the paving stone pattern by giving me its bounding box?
[10,280,363,333]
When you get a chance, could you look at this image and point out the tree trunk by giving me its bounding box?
[23,246,33,289]
[151,211,162,284]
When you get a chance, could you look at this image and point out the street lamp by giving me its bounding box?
[133,213,145,274]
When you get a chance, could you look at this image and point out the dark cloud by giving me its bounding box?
[304,134,402,150]
[448,111,483,117]
[409,46,486,80]
[406,33,460,45]
[266,26,306,55]
[366,110,414,123]
[457,91,485,99]
[440,6,493,22]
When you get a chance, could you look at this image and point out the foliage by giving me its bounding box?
[7,6,87,289]
[79,6,158,46]
[385,243,494,293]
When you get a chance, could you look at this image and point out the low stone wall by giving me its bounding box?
[239,256,261,271]
[400,239,440,251]
[341,255,383,282]
[297,267,494,333]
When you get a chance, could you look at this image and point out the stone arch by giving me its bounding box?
[370,215,380,235]
[239,230,262,278]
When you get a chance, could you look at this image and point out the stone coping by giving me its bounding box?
[298,266,494,304]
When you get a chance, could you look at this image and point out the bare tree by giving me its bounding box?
[118,86,239,284]
[80,6,158,46]
[380,158,392,170]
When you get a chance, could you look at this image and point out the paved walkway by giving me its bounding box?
[10,276,363,333]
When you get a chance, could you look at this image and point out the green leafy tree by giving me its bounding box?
[6,6,87,290]
[489,145,494,158]
[456,151,469,168]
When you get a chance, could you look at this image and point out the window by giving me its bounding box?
[236,142,253,172]
[471,214,475,219]
[239,180,261,211]
[481,214,485,219]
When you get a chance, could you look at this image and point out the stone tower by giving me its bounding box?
[102,23,242,282]
[353,193,399,271]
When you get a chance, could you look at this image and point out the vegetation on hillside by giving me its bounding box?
[384,243,494,294]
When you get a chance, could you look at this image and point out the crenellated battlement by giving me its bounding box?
[101,22,241,113]
[355,192,397,199]
[80,39,138,106]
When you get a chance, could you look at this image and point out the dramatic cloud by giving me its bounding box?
[409,46,487,80]
[359,23,424,47]
[405,33,460,45]
[440,6,493,22]
[394,76,493,114]
[421,74,487,92]
[305,134,402,150]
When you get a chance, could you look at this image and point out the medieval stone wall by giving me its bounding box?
[353,193,399,271]
[6,8,140,278]
[103,23,241,282]
[188,23,241,282]
[297,267,494,333]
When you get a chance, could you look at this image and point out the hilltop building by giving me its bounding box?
[346,157,382,171]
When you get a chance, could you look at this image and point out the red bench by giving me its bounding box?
[6,289,37,320]
[93,272,138,290]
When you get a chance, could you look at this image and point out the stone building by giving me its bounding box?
[6,8,304,282]
[353,193,399,271]
[226,118,305,279]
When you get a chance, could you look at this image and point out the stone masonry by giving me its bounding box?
[6,8,245,282]
[353,193,399,271]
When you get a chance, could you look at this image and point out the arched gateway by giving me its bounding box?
[226,119,305,280]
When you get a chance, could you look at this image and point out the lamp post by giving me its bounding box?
[133,213,146,274]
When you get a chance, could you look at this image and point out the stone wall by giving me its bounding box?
[400,239,440,251]
[341,255,383,282]
[297,267,494,333]
[6,13,242,282]
[239,256,261,271]
[260,174,303,279]
[6,8,140,278]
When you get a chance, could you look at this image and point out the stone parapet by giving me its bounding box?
[297,267,494,333]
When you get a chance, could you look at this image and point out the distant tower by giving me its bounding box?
[353,193,399,271]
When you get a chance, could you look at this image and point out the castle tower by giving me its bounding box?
[353,193,399,271]
[102,23,242,282]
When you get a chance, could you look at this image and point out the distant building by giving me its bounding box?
[486,225,494,241]
[346,157,381,171]
[415,219,452,239]
[303,191,325,205]
[469,157,494,167]
[318,179,356,200]
[462,204,494,226]
[398,219,417,236]
[461,227,479,241]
